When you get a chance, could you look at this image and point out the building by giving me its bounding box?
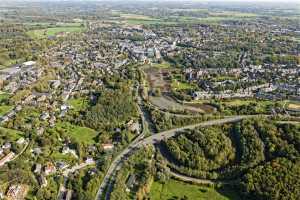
[0,152,15,167]
[65,189,73,200]
[101,143,114,151]
[22,61,36,67]
[34,163,42,174]
[38,175,48,187]
[44,162,56,175]
[6,184,28,200]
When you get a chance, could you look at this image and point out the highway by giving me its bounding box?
[95,114,258,200]
[136,115,253,147]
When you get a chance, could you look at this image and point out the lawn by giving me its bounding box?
[152,61,171,69]
[50,152,78,163]
[67,98,88,112]
[55,122,97,144]
[0,105,13,116]
[0,127,24,141]
[0,92,10,102]
[222,99,258,106]
[150,179,241,200]
[171,79,195,90]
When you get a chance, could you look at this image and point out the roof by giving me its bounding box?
[23,61,36,66]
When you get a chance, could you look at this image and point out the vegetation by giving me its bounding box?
[163,126,236,179]
[150,179,240,200]
[241,158,300,200]
[162,117,300,184]
[27,24,85,39]
[84,85,138,131]
[110,146,155,200]
[55,122,98,145]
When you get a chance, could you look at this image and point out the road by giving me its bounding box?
[95,114,258,200]
[136,115,254,147]
[167,168,234,186]
[95,92,148,200]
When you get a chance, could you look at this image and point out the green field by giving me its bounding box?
[150,179,240,200]
[152,61,171,69]
[221,98,282,107]
[171,80,195,90]
[67,98,88,112]
[55,122,97,144]
[124,12,257,25]
[120,13,156,21]
[0,127,24,141]
[50,152,78,163]
[0,105,13,116]
[0,92,10,101]
[27,24,86,39]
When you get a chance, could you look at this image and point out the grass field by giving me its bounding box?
[27,24,85,39]
[222,99,258,106]
[0,105,13,116]
[0,127,24,141]
[120,13,156,20]
[67,98,88,112]
[50,152,78,163]
[55,122,97,144]
[152,61,171,69]
[0,92,10,101]
[150,179,241,200]
[171,79,195,90]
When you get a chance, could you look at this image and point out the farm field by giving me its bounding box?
[150,179,241,200]
[27,24,85,38]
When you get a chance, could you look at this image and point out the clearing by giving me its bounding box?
[150,179,241,200]
[27,23,86,39]
[0,127,24,141]
[67,98,88,112]
[55,122,97,144]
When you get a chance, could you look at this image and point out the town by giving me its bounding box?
[0,0,299,200]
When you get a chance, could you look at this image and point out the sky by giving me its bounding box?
[1,0,299,3]
[2,0,299,1]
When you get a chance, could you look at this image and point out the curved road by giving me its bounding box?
[95,114,259,200]
[167,168,235,186]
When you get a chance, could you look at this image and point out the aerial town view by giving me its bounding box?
[0,0,299,199]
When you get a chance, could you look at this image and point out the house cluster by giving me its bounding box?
[185,63,300,100]
[0,61,42,93]
[2,184,28,200]
[0,137,26,167]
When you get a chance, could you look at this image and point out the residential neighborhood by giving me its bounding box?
[0,0,299,200]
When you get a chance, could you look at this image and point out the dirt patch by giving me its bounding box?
[184,102,216,113]
[287,102,300,111]
[144,67,171,92]
[150,95,204,113]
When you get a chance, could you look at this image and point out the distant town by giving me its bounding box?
[0,0,299,200]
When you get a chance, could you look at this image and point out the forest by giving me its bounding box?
[162,117,300,199]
